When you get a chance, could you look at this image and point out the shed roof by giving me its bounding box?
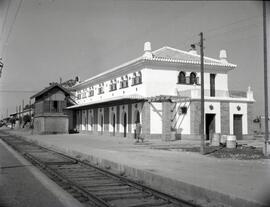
[30,83,71,100]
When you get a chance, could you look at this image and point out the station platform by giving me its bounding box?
[2,128,269,207]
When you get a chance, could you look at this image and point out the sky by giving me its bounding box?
[0,0,268,118]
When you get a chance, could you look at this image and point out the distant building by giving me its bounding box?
[67,42,255,140]
[30,83,72,134]
[258,115,270,134]
[10,104,34,119]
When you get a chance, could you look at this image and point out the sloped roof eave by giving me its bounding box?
[66,94,146,109]
[72,46,236,89]
[31,84,71,100]
[145,57,237,68]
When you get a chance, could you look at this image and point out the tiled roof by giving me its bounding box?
[31,83,71,99]
[152,46,236,67]
[73,45,236,88]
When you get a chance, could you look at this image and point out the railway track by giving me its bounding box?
[1,135,199,207]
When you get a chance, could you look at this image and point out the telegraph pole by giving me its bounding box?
[199,32,205,154]
[263,0,269,156]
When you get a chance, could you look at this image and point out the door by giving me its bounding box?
[206,114,215,140]
[233,114,242,140]
[123,112,127,137]
[112,114,116,136]
[100,115,104,134]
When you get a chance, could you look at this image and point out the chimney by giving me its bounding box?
[189,44,197,55]
[247,86,254,100]
[219,49,228,64]
[143,42,153,58]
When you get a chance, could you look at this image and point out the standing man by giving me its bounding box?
[135,121,143,143]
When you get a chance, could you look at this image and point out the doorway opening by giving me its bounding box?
[112,113,116,136]
[233,114,243,140]
[100,114,104,134]
[122,112,127,137]
[206,114,215,140]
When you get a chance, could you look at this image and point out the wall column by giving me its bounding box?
[220,102,230,135]
[141,101,150,139]
[190,101,201,140]
[162,101,172,141]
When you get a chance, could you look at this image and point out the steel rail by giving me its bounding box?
[1,135,199,207]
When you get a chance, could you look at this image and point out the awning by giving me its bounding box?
[66,94,146,109]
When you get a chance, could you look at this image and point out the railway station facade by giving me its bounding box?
[67,42,255,140]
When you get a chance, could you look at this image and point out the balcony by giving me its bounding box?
[177,88,254,100]
[88,90,94,97]
[98,87,104,95]
[109,84,117,92]
[120,80,128,89]
[131,76,142,86]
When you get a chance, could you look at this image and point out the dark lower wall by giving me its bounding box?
[220,102,230,135]
[190,101,201,135]
[34,115,68,134]
[247,103,254,135]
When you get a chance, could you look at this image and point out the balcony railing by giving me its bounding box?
[120,80,128,89]
[109,84,117,92]
[177,89,251,99]
[98,87,104,95]
[131,76,142,86]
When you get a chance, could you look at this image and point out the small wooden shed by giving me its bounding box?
[31,83,71,134]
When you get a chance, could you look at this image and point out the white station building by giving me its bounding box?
[67,42,255,141]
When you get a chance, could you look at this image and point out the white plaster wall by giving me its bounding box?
[75,65,230,106]
[229,103,248,134]
[174,102,191,134]
[215,73,228,91]
[150,102,162,134]
[76,70,145,105]
[205,102,221,133]
[143,69,177,97]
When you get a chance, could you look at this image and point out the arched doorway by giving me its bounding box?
[112,113,116,136]
[100,114,104,134]
[134,110,140,123]
[190,72,197,84]
[122,112,127,137]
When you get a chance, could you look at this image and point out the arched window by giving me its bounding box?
[134,110,140,123]
[178,71,186,84]
[111,112,116,136]
[190,72,196,84]
[132,71,142,85]
[137,71,142,84]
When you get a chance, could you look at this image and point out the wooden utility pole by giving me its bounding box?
[263,0,269,156]
[199,32,205,154]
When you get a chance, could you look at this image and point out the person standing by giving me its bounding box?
[135,121,142,142]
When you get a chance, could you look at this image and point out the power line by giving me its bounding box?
[0,89,38,93]
[179,15,260,50]
[0,0,12,45]
[2,0,23,58]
